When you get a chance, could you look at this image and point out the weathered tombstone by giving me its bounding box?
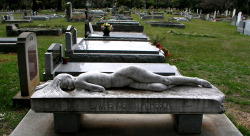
[237,21,245,33]
[225,10,228,17]
[213,11,216,19]
[13,32,40,107]
[232,9,236,17]
[244,21,250,36]
[66,2,72,21]
[231,16,237,26]
[206,14,209,21]
[236,12,242,26]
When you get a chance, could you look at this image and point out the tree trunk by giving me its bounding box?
[56,0,62,11]
[32,0,37,12]
[248,0,250,15]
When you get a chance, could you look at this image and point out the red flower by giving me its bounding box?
[156,42,163,49]
[161,47,171,58]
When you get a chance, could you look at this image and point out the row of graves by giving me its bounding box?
[23,10,64,20]
[137,11,186,29]
[1,14,33,24]
[8,11,242,135]
[65,2,107,22]
[231,10,250,36]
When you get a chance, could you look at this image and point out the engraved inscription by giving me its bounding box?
[90,102,127,112]
[28,42,37,81]
[136,102,170,112]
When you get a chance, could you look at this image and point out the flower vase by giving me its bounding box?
[103,29,110,36]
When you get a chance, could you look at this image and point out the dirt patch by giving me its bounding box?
[0,59,10,63]
[225,102,250,129]
[170,57,185,63]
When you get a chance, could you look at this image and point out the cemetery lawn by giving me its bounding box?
[0,12,249,135]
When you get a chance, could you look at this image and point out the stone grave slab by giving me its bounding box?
[0,38,17,52]
[148,21,185,28]
[96,21,140,26]
[30,84,227,133]
[6,24,63,36]
[32,86,225,114]
[73,41,159,54]
[86,32,150,41]
[55,63,177,77]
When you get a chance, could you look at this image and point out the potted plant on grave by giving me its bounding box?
[101,23,113,36]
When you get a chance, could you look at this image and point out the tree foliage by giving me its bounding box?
[0,0,249,15]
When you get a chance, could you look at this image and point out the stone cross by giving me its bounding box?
[17,32,40,96]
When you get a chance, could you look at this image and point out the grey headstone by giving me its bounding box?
[65,32,72,51]
[66,2,72,21]
[236,12,242,26]
[17,32,40,96]
[206,14,209,21]
[232,9,236,17]
[244,21,250,36]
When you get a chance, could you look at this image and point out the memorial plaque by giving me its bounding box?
[17,32,40,96]
[28,39,38,80]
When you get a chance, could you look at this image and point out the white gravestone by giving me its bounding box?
[232,9,236,17]
[236,12,242,26]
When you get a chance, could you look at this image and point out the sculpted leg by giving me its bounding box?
[129,82,168,91]
[113,66,168,84]
[74,81,105,92]
[166,76,212,88]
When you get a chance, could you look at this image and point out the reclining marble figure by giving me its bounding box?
[37,66,212,93]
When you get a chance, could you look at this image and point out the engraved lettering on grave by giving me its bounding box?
[136,102,170,112]
[90,102,127,111]
[52,46,61,68]
[28,36,38,80]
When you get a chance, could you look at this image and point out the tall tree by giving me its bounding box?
[56,0,62,11]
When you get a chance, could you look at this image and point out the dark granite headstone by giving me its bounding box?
[47,43,63,69]
[17,32,40,96]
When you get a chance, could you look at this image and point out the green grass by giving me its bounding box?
[0,12,249,135]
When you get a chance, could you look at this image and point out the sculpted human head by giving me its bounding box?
[56,74,75,91]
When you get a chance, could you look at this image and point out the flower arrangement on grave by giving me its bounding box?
[152,36,171,58]
[101,23,113,36]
